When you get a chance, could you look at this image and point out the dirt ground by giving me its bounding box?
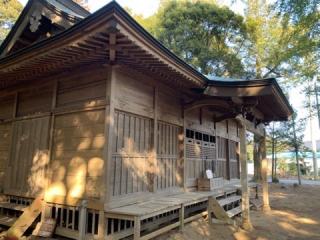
[156,183,320,240]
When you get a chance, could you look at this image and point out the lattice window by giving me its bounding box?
[185,129,216,179]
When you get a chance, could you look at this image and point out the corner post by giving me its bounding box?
[261,131,271,212]
[239,124,253,231]
[150,86,158,192]
[79,200,88,240]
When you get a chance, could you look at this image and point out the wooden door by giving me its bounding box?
[5,116,51,197]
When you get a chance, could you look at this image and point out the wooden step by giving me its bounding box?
[226,206,242,218]
[250,198,262,210]
[0,215,18,227]
[0,202,28,212]
[6,195,43,238]
[224,189,238,196]
[218,196,241,207]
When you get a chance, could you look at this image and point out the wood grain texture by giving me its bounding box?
[113,68,154,118]
[17,83,53,117]
[50,110,105,200]
[0,123,12,191]
[5,116,50,197]
[111,111,151,197]
[0,95,14,120]
[156,122,181,190]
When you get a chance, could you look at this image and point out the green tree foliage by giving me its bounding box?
[272,0,319,79]
[244,0,319,79]
[136,0,247,77]
[0,0,22,43]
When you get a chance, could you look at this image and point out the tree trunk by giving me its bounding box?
[261,134,271,212]
[274,141,277,179]
[239,125,253,230]
[295,146,302,185]
[292,118,301,185]
[308,81,318,179]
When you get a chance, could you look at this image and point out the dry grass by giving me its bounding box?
[155,184,320,240]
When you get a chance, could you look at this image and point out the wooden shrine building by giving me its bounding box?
[0,0,292,239]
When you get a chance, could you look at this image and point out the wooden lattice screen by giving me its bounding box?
[185,129,216,181]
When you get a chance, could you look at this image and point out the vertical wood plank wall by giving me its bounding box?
[156,122,181,190]
[51,110,105,200]
[48,68,107,200]
[109,66,184,199]
[0,123,12,192]
[6,116,51,196]
[0,66,107,200]
[0,64,241,202]
[111,111,151,197]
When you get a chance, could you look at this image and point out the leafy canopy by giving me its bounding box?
[138,0,247,77]
[0,0,22,43]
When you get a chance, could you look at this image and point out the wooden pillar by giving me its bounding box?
[104,66,116,205]
[42,80,58,223]
[207,196,214,225]
[261,134,271,212]
[179,204,185,230]
[182,110,187,190]
[150,86,158,192]
[239,125,253,231]
[134,216,141,240]
[100,66,117,238]
[226,139,231,180]
[79,200,88,240]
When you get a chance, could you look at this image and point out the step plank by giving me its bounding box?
[218,196,241,207]
[0,215,18,227]
[227,206,242,218]
[0,202,27,212]
[250,198,262,209]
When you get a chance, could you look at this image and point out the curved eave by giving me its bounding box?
[0,0,88,56]
[0,1,206,89]
[206,78,293,122]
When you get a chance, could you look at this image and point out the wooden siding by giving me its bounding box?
[216,137,227,178]
[111,111,151,197]
[216,121,228,138]
[113,69,154,118]
[6,117,50,196]
[0,123,11,191]
[51,110,105,200]
[229,140,239,179]
[156,121,180,190]
[0,95,14,120]
[158,88,182,126]
[185,108,215,133]
[56,69,107,110]
[17,84,53,117]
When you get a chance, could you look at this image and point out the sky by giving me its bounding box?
[18,0,161,16]
[16,0,319,142]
